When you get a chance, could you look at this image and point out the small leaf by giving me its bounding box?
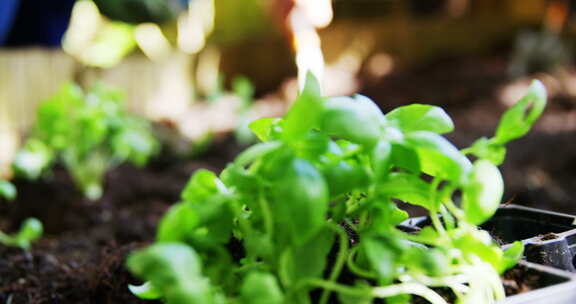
[405,131,472,183]
[363,237,396,284]
[464,137,506,165]
[269,158,329,245]
[13,139,53,180]
[500,241,524,273]
[127,243,215,304]
[320,95,384,147]
[293,131,330,161]
[220,163,259,194]
[181,170,226,203]
[378,173,432,209]
[386,104,454,134]
[463,160,504,225]
[367,202,409,232]
[249,118,282,142]
[128,281,162,300]
[321,160,369,198]
[453,230,503,270]
[240,272,284,304]
[372,140,392,180]
[279,226,334,284]
[0,180,16,201]
[1,218,44,249]
[283,73,324,143]
[390,143,420,173]
[157,203,199,243]
[235,141,283,167]
[495,80,547,144]
[403,247,450,277]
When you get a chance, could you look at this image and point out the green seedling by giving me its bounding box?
[13,83,159,200]
[232,76,257,146]
[0,180,43,249]
[127,73,546,304]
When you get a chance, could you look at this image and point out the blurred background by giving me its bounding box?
[2,0,576,213]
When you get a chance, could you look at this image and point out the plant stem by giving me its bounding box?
[258,192,274,238]
[372,282,448,304]
[430,212,446,235]
[429,178,447,235]
[319,223,349,304]
[299,279,448,304]
[444,199,465,222]
[346,246,377,279]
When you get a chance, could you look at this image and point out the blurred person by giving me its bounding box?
[0,0,188,47]
[2,0,76,47]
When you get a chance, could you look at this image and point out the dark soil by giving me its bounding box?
[502,265,542,296]
[0,137,242,304]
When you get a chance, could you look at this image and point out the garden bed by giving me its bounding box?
[0,138,240,303]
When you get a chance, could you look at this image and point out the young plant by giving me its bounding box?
[127,74,546,304]
[232,76,257,146]
[0,180,43,250]
[13,83,159,200]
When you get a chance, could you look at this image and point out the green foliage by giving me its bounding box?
[13,83,159,200]
[0,180,43,249]
[0,180,16,201]
[127,76,546,304]
[463,80,547,165]
[0,218,43,250]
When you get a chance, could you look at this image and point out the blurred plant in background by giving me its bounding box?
[13,84,159,200]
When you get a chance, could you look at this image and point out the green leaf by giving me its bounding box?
[378,173,432,209]
[464,137,507,165]
[240,272,284,304]
[495,80,546,144]
[128,281,162,300]
[293,131,330,161]
[0,218,43,249]
[283,73,324,143]
[235,141,283,167]
[127,243,216,304]
[453,230,503,270]
[279,226,334,284]
[111,118,158,166]
[500,241,524,273]
[181,170,227,203]
[220,163,259,194]
[249,118,282,142]
[0,180,16,201]
[157,203,199,243]
[372,140,392,181]
[363,237,396,284]
[385,104,454,134]
[320,95,384,147]
[367,202,409,232]
[13,139,53,180]
[390,143,420,173]
[321,160,369,198]
[405,131,472,183]
[403,247,450,277]
[463,160,504,225]
[269,157,329,245]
